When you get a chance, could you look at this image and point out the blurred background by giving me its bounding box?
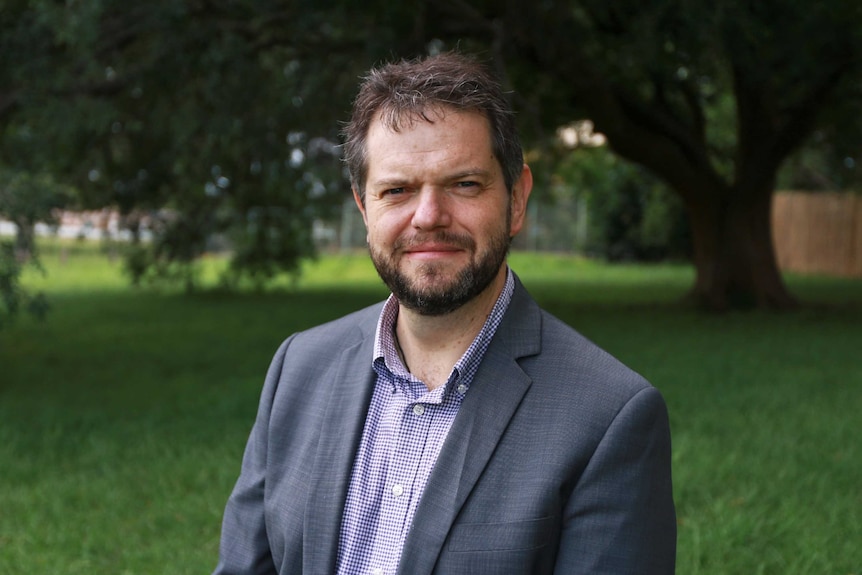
[1,1,860,573]
[3,0,861,310]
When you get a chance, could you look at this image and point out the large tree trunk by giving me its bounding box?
[685,187,797,311]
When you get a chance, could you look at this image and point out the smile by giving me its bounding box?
[402,243,465,258]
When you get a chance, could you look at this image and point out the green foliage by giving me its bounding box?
[0,169,71,326]
[554,146,690,261]
[0,242,49,328]
[423,0,862,307]
[778,124,862,192]
[2,0,862,307]
[2,247,861,573]
[1,1,365,287]
[0,169,72,253]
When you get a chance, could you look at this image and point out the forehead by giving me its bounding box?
[365,108,496,174]
[368,105,491,140]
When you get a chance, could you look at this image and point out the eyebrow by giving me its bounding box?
[447,168,492,181]
[369,177,409,189]
[369,168,493,189]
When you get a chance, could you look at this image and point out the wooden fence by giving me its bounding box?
[772,191,862,277]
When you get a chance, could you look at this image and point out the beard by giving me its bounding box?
[369,225,512,317]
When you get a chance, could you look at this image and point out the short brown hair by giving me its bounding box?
[342,52,523,201]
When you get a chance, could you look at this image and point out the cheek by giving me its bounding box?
[365,218,398,247]
[369,208,411,235]
[484,202,514,234]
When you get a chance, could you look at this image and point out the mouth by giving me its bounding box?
[402,243,464,260]
[397,232,473,253]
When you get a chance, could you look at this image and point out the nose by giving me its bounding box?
[411,187,451,230]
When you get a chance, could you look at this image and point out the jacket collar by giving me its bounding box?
[301,277,542,574]
[302,317,378,573]
[397,275,542,574]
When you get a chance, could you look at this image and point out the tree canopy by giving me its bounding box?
[419,0,862,308]
[2,0,860,309]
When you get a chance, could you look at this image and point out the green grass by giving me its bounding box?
[1,244,860,574]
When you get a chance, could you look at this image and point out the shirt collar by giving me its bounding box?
[372,267,515,395]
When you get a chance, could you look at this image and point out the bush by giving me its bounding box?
[554,146,691,261]
[0,242,49,328]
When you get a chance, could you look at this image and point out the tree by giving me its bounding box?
[418,0,862,309]
[0,0,367,288]
[553,145,691,262]
[2,1,860,309]
[0,170,66,327]
[778,98,862,193]
[0,170,71,256]
[0,240,44,328]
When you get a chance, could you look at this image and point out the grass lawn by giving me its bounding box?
[1,243,860,574]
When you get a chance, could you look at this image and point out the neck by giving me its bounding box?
[395,266,506,390]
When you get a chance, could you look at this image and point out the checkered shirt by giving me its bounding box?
[335,269,515,575]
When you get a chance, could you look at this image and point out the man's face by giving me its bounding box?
[354,107,531,316]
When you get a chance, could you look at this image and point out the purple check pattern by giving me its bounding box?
[336,270,514,575]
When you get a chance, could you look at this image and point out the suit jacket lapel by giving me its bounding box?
[302,323,378,574]
[397,280,543,575]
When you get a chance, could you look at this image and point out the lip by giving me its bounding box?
[402,243,464,259]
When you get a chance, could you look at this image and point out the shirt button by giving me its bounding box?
[412,404,425,415]
[457,384,468,394]
[392,484,404,497]
[371,568,383,575]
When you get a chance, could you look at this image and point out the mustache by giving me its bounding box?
[393,231,476,251]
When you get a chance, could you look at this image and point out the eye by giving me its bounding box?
[375,187,406,199]
[452,180,482,195]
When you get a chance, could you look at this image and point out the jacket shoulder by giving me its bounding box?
[283,300,383,352]
[544,310,647,380]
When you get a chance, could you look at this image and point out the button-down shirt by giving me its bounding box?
[336,269,515,575]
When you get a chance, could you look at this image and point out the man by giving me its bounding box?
[214,52,676,574]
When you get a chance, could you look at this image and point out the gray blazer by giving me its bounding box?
[214,278,676,574]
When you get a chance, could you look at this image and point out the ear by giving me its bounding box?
[508,164,533,237]
[352,186,369,228]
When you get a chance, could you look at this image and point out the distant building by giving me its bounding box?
[0,209,154,242]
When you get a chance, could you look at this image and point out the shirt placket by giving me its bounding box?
[368,386,435,574]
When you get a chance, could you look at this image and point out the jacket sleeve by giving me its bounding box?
[554,386,677,574]
[212,339,293,575]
